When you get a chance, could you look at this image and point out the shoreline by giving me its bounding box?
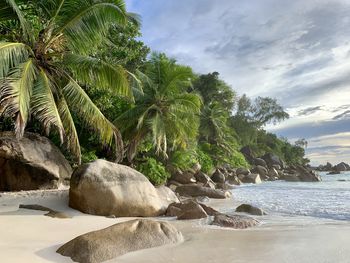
[1,189,350,263]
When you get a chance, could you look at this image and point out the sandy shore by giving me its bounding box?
[1,190,350,263]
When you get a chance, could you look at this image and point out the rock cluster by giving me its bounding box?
[316,161,350,174]
[240,148,321,183]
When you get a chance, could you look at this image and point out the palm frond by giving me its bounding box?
[31,69,64,141]
[0,58,37,137]
[62,77,123,161]
[0,42,30,78]
[57,93,81,164]
[2,0,34,44]
[63,53,131,98]
[149,112,167,156]
[51,0,127,54]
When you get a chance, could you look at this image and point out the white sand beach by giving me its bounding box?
[1,190,350,263]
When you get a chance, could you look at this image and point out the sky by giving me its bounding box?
[125,0,350,165]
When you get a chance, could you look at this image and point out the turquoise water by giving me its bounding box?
[232,172,350,221]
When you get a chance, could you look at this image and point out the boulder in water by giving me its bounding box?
[175,185,229,199]
[235,204,267,216]
[211,214,259,229]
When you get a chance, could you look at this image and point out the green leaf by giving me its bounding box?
[57,93,82,164]
[2,0,34,44]
[0,58,37,136]
[63,53,131,98]
[62,77,123,161]
[31,69,64,141]
[0,42,29,78]
[52,0,127,54]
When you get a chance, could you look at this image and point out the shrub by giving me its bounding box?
[137,158,170,185]
[169,149,198,171]
[196,148,214,174]
[81,148,98,163]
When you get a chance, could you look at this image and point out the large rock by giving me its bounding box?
[253,158,267,167]
[236,167,250,176]
[240,146,255,163]
[226,174,242,185]
[261,153,284,168]
[251,166,268,179]
[57,219,183,263]
[170,169,196,184]
[69,159,178,217]
[296,166,321,182]
[241,173,262,184]
[325,162,333,171]
[194,172,216,188]
[211,169,226,184]
[334,162,349,172]
[235,204,267,216]
[211,214,259,229]
[175,185,229,199]
[0,132,72,191]
[281,166,321,182]
[281,174,300,182]
[268,167,279,179]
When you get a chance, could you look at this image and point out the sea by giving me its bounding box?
[231,172,350,223]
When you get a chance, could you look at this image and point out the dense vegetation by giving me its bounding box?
[0,0,308,185]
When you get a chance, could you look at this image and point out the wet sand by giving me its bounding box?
[1,190,349,263]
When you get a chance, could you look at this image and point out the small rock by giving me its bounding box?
[177,202,208,220]
[235,204,267,216]
[199,203,220,216]
[211,214,259,229]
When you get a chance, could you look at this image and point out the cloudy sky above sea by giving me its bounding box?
[125,0,350,165]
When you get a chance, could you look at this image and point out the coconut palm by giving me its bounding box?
[116,53,202,162]
[0,0,135,163]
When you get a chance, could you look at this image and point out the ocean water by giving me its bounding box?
[231,172,350,222]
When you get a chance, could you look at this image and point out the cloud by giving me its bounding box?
[297,106,323,116]
[333,110,350,120]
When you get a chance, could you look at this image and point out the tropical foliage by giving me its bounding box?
[0,1,309,185]
[0,0,134,163]
[116,53,202,162]
[136,157,170,185]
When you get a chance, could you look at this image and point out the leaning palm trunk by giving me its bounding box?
[0,0,137,163]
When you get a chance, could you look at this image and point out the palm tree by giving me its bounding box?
[0,0,135,163]
[116,53,202,162]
